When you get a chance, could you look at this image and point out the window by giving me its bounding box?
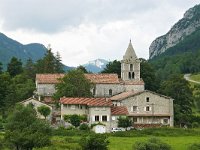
[130,64,133,71]
[95,115,99,121]
[109,89,112,96]
[112,116,116,121]
[129,72,131,79]
[102,116,107,122]
[163,118,168,124]
[146,106,150,111]
[132,72,135,79]
[133,106,137,111]
[146,97,149,102]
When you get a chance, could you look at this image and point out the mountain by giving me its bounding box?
[83,59,109,73]
[0,32,47,70]
[149,4,200,59]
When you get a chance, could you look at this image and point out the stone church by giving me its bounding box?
[35,41,174,133]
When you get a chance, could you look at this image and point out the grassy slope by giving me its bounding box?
[190,73,200,82]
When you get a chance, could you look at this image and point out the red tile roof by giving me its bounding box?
[36,74,65,84]
[36,73,120,84]
[60,97,113,107]
[111,106,129,115]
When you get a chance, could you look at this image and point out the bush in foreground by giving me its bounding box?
[133,137,171,150]
[80,134,109,150]
[188,143,200,150]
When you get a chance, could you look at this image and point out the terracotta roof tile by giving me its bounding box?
[60,97,112,107]
[36,74,65,84]
[110,91,137,101]
[36,73,120,84]
[111,106,129,115]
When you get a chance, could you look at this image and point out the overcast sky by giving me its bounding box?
[0,0,199,67]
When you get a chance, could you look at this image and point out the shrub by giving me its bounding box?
[80,134,109,150]
[188,143,200,150]
[132,137,171,150]
[192,122,199,128]
[79,123,90,130]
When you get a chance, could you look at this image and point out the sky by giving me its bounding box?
[0,0,199,67]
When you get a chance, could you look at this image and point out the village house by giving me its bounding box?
[35,41,174,133]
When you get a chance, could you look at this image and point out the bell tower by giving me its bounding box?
[121,40,140,81]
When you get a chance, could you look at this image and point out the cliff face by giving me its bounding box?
[149,4,200,59]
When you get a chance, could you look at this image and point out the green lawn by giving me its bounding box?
[34,135,200,150]
[190,73,200,82]
[109,136,200,150]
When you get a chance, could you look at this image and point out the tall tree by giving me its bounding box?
[5,104,51,150]
[140,58,159,91]
[55,51,64,73]
[7,57,23,77]
[101,60,121,77]
[53,69,93,99]
[159,74,193,126]
[43,46,56,73]
[24,58,36,80]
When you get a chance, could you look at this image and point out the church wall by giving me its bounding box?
[36,83,56,96]
[94,84,125,97]
[124,84,144,92]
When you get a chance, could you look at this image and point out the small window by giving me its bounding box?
[133,106,137,111]
[132,72,135,79]
[95,115,99,121]
[80,105,83,109]
[109,89,112,96]
[163,118,168,124]
[129,72,131,79]
[112,116,116,121]
[146,106,150,111]
[102,116,107,122]
[130,64,133,71]
[146,97,149,102]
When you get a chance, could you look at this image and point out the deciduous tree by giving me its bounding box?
[37,105,51,119]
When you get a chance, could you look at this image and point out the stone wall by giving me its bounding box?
[88,106,111,132]
[36,83,56,96]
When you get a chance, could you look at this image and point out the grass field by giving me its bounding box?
[190,73,200,82]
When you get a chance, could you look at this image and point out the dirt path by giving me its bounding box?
[184,74,200,84]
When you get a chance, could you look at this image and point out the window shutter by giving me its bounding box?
[99,116,102,121]
[150,107,152,111]
[144,107,146,111]
[92,116,95,121]
[131,106,133,112]
[107,115,109,121]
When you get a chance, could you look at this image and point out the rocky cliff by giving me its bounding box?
[149,4,200,59]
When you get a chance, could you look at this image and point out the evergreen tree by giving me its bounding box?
[55,51,64,73]
[101,60,121,77]
[24,58,36,80]
[140,58,159,91]
[7,57,23,77]
[159,74,193,126]
[43,46,56,73]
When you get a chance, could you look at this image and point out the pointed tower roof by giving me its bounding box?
[123,40,137,61]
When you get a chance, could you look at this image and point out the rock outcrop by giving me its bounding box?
[149,4,200,59]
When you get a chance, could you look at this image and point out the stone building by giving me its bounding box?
[35,41,174,132]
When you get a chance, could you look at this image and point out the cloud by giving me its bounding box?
[0,0,199,66]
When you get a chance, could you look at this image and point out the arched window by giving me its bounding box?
[93,87,96,96]
[130,64,133,71]
[129,72,131,79]
[109,89,112,96]
[132,72,135,79]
